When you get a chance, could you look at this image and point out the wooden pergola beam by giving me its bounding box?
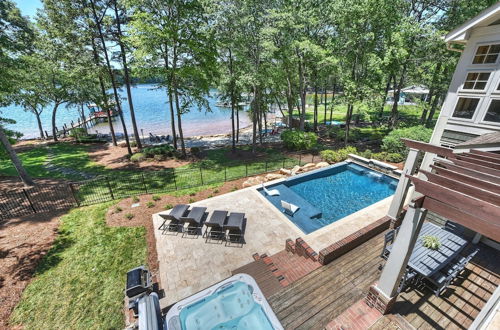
[430,165,500,194]
[420,170,500,206]
[422,197,500,242]
[461,152,500,165]
[402,139,454,158]
[407,175,500,225]
[470,149,500,160]
[448,158,500,177]
[453,155,500,170]
[434,160,500,185]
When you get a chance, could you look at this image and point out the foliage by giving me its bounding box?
[10,204,146,329]
[130,153,146,162]
[381,125,433,156]
[281,130,318,151]
[421,235,441,250]
[146,201,155,208]
[320,146,357,163]
[164,203,173,210]
[152,195,161,201]
[143,145,175,158]
[132,196,140,203]
[371,152,405,163]
[114,206,122,213]
[190,147,201,155]
[125,213,134,220]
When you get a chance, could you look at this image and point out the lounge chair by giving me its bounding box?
[261,183,280,196]
[158,204,189,234]
[203,210,228,243]
[224,212,246,246]
[180,206,207,237]
[281,200,299,216]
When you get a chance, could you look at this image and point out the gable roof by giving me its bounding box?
[445,2,500,44]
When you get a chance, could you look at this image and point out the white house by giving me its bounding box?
[429,2,500,148]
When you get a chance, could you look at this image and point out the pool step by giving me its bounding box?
[262,184,322,219]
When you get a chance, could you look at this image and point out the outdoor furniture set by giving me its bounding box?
[158,204,246,246]
[381,221,479,297]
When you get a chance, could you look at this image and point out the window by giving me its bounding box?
[484,99,500,123]
[463,72,491,90]
[472,44,500,64]
[452,97,480,119]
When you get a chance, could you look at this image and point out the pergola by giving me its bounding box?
[368,138,500,313]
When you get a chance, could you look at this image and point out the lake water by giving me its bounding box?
[0,84,252,139]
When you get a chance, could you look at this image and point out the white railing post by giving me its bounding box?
[387,148,421,221]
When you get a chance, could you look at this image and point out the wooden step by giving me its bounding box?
[232,259,283,298]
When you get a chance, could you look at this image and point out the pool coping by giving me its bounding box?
[256,162,397,253]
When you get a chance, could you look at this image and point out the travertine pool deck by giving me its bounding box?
[153,184,392,308]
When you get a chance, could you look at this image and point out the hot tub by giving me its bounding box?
[165,273,283,330]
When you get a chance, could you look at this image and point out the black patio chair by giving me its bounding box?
[398,268,419,293]
[444,220,464,235]
[425,268,459,297]
[158,204,190,234]
[380,229,396,259]
[180,207,207,238]
[224,212,246,247]
[203,210,228,243]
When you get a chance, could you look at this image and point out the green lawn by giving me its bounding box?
[10,203,146,329]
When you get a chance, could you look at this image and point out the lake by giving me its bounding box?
[0,84,252,139]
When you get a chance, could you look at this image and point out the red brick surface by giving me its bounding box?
[325,299,382,330]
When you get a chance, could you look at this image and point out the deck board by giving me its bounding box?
[232,259,283,298]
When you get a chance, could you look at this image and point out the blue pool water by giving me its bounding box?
[179,281,274,330]
[260,163,397,234]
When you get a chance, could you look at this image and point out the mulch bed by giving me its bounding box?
[0,210,64,329]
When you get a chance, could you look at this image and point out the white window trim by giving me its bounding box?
[460,70,493,93]
[470,42,500,67]
[479,97,500,125]
[450,95,483,122]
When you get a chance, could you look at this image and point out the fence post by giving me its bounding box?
[265,160,268,172]
[224,167,227,182]
[173,170,178,190]
[105,176,115,200]
[245,163,248,177]
[282,159,285,169]
[69,183,80,206]
[141,173,148,194]
[22,189,37,213]
[199,167,204,185]
[312,154,315,163]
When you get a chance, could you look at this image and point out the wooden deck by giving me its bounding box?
[232,259,283,298]
[267,230,500,330]
[268,233,386,329]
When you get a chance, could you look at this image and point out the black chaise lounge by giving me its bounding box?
[158,204,190,234]
[203,210,228,243]
[224,212,246,246]
[180,206,208,237]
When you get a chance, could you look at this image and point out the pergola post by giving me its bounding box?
[366,202,427,313]
[387,148,421,223]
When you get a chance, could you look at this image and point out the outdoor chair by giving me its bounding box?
[158,204,190,234]
[380,229,396,259]
[224,212,246,246]
[398,268,419,293]
[425,268,459,297]
[445,247,480,277]
[444,220,464,235]
[262,183,280,196]
[203,210,228,243]
[180,207,207,238]
[281,200,299,216]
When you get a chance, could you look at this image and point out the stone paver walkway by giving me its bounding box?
[43,147,95,180]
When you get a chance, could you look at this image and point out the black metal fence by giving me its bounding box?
[1,155,321,221]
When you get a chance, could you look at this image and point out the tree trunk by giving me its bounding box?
[313,83,318,131]
[379,75,392,119]
[323,84,327,125]
[0,126,34,186]
[90,0,132,155]
[90,24,116,146]
[162,45,177,149]
[390,61,409,128]
[113,0,141,149]
[34,110,44,139]
[285,69,294,129]
[236,103,240,142]
[51,103,60,142]
[173,89,186,157]
[426,92,442,128]
[229,48,236,153]
[297,51,306,131]
[329,83,336,123]
[344,103,354,146]
[79,104,88,134]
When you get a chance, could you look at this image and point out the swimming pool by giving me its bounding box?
[165,274,283,330]
[259,162,397,234]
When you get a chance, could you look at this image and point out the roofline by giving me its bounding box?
[444,2,500,44]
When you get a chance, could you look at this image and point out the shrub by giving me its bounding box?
[132,196,140,203]
[232,186,238,191]
[189,192,196,196]
[69,128,86,138]
[382,125,433,157]
[372,152,405,163]
[281,130,318,151]
[359,149,372,159]
[188,198,195,203]
[153,154,167,161]
[421,235,441,250]
[152,195,161,201]
[164,203,173,210]
[143,145,175,158]
[129,140,137,148]
[327,127,361,142]
[125,213,134,220]
[320,146,357,163]
[190,147,201,155]
[114,206,122,213]
[213,189,219,193]
[130,153,146,162]
[146,201,155,208]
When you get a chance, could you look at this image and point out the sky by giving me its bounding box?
[14,0,42,18]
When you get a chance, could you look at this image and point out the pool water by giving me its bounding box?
[261,163,397,234]
[179,281,274,330]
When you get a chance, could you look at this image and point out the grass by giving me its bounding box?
[10,203,146,329]
[0,146,50,177]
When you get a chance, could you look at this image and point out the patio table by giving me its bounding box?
[387,222,468,278]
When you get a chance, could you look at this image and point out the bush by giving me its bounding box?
[130,153,146,162]
[190,147,201,155]
[124,213,134,220]
[153,154,167,161]
[320,146,357,163]
[359,149,372,159]
[188,198,195,203]
[143,145,174,158]
[327,127,361,142]
[281,130,318,151]
[132,196,140,203]
[382,125,433,157]
[146,201,155,208]
[152,195,161,201]
[69,128,87,138]
[372,152,405,163]
[114,206,122,213]
[164,203,173,210]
